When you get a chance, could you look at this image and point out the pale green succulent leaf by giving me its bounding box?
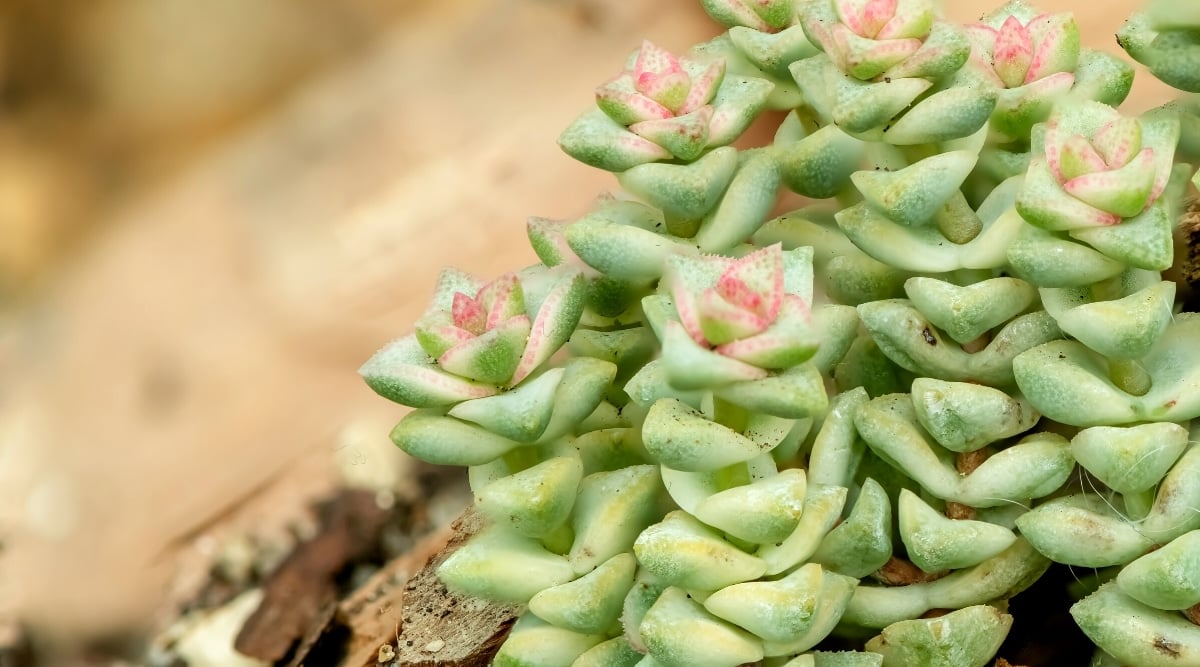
[1071,582,1200,667]
[559,109,674,172]
[694,149,783,253]
[695,468,808,544]
[864,605,1012,667]
[729,24,822,80]
[851,151,978,226]
[910,378,1038,453]
[640,587,765,667]
[898,489,1017,572]
[1044,280,1175,360]
[494,613,606,667]
[529,553,637,635]
[810,477,893,577]
[572,636,644,667]
[360,335,501,408]
[714,362,830,418]
[448,368,563,442]
[618,146,739,222]
[807,387,871,488]
[904,277,1037,346]
[758,483,849,575]
[705,563,840,644]
[1141,445,1200,543]
[882,86,997,145]
[1005,224,1125,287]
[1071,423,1188,494]
[957,432,1074,505]
[476,455,583,538]
[1015,494,1155,567]
[438,526,576,604]
[570,465,663,574]
[1070,195,1175,271]
[389,410,523,466]
[643,397,774,471]
[776,122,866,199]
[635,510,767,590]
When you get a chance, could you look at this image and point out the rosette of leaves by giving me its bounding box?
[1118,0,1200,94]
[791,0,994,146]
[961,2,1133,143]
[559,40,773,172]
[1013,100,1183,275]
[692,0,820,110]
[360,266,618,466]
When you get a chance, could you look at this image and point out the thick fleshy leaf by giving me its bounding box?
[596,74,675,126]
[360,335,500,408]
[642,397,771,471]
[660,320,770,389]
[842,539,1049,628]
[701,0,774,31]
[875,0,934,40]
[1017,158,1122,230]
[992,15,1032,88]
[477,273,526,329]
[475,455,583,538]
[559,109,674,172]
[693,148,782,252]
[810,478,892,578]
[865,605,1012,667]
[452,291,487,334]
[694,468,808,544]
[389,410,523,466]
[697,288,771,345]
[1092,115,1143,168]
[898,489,1017,572]
[511,270,587,385]
[836,0,897,38]
[448,368,562,442]
[1062,147,1157,218]
[775,121,865,198]
[707,75,776,146]
[635,511,768,590]
[715,362,829,418]
[437,525,575,603]
[706,563,856,648]
[1071,583,1200,667]
[716,243,784,318]
[680,59,727,115]
[1118,530,1200,611]
[1045,280,1175,360]
[618,146,739,222]
[570,465,663,574]
[1056,134,1107,181]
[758,483,849,575]
[438,314,530,385]
[1016,494,1154,567]
[911,378,1038,452]
[493,614,605,667]
[882,86,997,145]
[716,295,819,368]
[629,106,714,162]
[1005,224,1124,287]
[957,432,1074,505]
[851,151,977,226]
[529,553,637,634]
[1070,196,1174,271]
[640,587,765,667]
[830,24,923,80]
[1023,12,1080,83]
[904,276,1037,345]
[1073,423,1188,495]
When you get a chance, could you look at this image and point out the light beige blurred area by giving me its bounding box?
[0,0,1174,659]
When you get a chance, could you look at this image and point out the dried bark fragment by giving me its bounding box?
[871,556,947,586]
[389,508,520,667]
[234,490,391,662]
[1176,197,1200,312]
[338,524,455,667]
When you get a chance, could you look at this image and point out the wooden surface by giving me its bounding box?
[0,0,1173,646]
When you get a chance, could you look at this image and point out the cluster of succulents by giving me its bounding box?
[361,0,1200,665]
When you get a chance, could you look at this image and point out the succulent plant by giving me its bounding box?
[363,0,1200,664]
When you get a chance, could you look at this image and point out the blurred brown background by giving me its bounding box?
[0,0,1171,658]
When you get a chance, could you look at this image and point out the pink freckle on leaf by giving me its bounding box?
[452,292,486,334]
